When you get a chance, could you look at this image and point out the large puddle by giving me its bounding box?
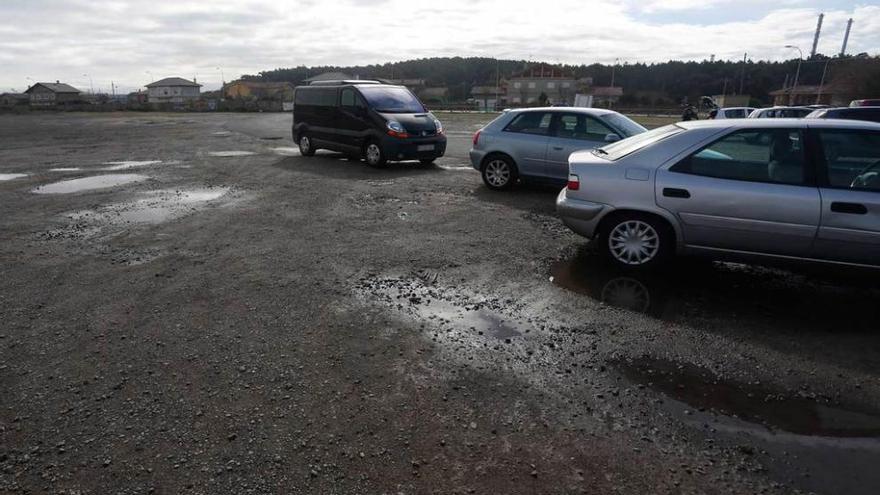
[0,173,28,181]
[101,160,162,171]
[550,250,880,332]
[32,174,149,194]
[208,151,256,157]
[617,356,880,495]
[619,356,880,438]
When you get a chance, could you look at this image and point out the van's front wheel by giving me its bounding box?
[298,134,315,156]
[364,141,387,168]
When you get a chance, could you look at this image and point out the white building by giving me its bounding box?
[146,77,201,104]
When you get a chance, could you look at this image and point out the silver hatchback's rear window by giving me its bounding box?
[594,124,684,161]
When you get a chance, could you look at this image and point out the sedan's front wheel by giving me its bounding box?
[600,214,672,269]
[482,156,516,190]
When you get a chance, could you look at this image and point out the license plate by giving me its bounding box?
[417,144,434,152]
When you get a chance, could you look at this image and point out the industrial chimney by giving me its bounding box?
[840,18,853,57]
[810,13,824,58]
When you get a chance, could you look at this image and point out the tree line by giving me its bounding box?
[243,54,880,106]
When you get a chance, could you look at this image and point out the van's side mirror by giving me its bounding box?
[605,133,621,143]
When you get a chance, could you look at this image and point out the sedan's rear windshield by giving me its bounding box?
[593,124,684,161]
[359,87,425,113]
[600,113,647,138]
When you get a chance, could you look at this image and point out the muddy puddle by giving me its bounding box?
[357,277,529,341]
[208,151,256,157]
[0,173,28,181]
[617,356,880,494]
[33,174,149,194]
[66,187,230,227]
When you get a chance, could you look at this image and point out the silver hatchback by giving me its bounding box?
[469,107,646,190]
[557,119,880,268]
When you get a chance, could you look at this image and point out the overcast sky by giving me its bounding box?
[1,0,878,94]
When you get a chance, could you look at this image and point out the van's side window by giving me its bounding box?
[341,88,355,107]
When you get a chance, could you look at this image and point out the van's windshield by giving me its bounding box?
[359,86,425,113]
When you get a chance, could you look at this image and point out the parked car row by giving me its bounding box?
[289,80,880,271]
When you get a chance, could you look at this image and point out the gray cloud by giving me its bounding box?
[0,0,877,94]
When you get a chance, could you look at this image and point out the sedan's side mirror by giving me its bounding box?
[605,133,621,143]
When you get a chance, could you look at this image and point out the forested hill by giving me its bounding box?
[244,55,880,105]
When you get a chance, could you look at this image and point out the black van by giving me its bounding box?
[292,80,446,167]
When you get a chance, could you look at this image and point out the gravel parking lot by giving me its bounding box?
[2,111,879,494]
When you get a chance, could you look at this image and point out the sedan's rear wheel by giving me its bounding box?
[600,214,672,269]
[482,156,516,190]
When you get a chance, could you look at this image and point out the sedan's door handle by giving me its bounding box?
[552,146,564,150]
[663,187,691,199]
[830,202,868,215]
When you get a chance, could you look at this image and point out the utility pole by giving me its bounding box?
[784,45,803,105]
[816,57,831,104]
[739,52,747,95]
[494,58,500,112]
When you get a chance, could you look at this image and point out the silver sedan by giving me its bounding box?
[557,118,880,268]
[469,107,646,190]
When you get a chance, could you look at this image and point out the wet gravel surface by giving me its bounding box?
[1,112,879,494]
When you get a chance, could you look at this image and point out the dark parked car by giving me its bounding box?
[806,106,880,124]
[292,80,446,167]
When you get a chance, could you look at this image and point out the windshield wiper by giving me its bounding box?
[593,148,609,155]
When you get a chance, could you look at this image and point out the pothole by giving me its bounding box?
[32,174,149,194]
[355,276,530,341]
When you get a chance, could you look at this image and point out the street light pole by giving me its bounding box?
[609,58,619,109]
[83,74,94,94]
[784,45,802,106]
[816,57,831,104]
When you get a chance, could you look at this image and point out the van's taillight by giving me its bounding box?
[567,174,580,191]
[473,130,481,146]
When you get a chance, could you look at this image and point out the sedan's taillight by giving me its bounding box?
[472,130,481,146]
[567,174,580,191]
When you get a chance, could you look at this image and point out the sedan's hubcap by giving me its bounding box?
[366,144,381,164]
[485,160,511,187]
[608,220,659,265]
[300,136,310,153]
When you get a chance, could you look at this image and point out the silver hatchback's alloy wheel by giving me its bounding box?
[608,220,660,266]
[484,159,511,187]
[365,143,381,166]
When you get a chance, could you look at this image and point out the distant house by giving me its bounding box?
[127,90,148,105]
[0,93,29,108]
[507,64,591,106]
[768,83,858,107]
[590,86,624,107]
[418,87,449,105]
[24,82,82,107]
[223,81,294,101]
[303,72,353,84]
[146,77,201,105]
[470,85,505,111]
